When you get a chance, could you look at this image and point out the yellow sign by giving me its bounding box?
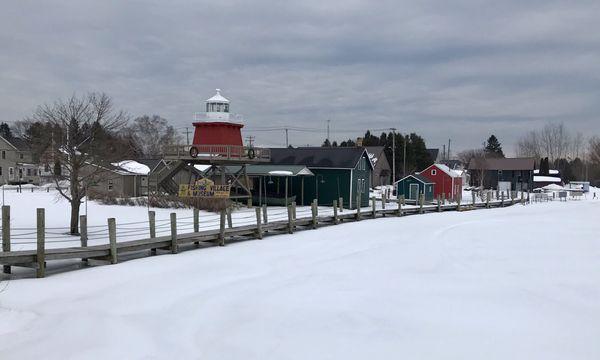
[179,178,231,198]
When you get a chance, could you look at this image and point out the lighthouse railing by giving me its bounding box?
[163,144,270,162]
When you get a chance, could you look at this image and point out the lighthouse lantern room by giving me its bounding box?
[191,89,244,149]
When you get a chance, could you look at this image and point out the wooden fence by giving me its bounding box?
[0,191,527,279]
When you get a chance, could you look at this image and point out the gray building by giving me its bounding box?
[364,146,391,187]
[0,136,38,184]
[468,157,535,191]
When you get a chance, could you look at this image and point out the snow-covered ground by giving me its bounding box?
[1,195,599,359]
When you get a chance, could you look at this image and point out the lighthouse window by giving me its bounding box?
[224,104,229,112]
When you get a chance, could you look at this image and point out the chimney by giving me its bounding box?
[356,137,363,147]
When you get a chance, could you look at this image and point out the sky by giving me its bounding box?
[1,0,599,155]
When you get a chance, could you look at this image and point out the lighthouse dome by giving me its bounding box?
[205,89,231,121]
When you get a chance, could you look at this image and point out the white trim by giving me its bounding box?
[349,168,353,208]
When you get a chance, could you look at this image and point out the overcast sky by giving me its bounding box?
[1,0,599,154]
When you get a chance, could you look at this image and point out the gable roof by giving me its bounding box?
[364,146,388,167]
[468,157,535,171]
[0,136,31,151]
[422,163,462,178]
[395,173,435,184]
[214,165,314,177]
[270,147,373,169]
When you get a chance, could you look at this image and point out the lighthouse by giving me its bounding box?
[190,89,244,157]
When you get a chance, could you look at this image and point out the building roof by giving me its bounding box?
[423,163,462,178]
[468,157,536,171]
[136,159,166,172]
[0,136,31,151]
[395,173,435,184]
[534,176,562,183]
[270,147,373,169]
[111,160,151,175]
[206,89,229,103]
[439,159,463,170]
[216,165,314,177]
[364,146,386,166]
[426,148,439,162]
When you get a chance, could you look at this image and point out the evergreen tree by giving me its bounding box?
[484,135,504,158]
[321,139,331,147]
[0,122,13,139]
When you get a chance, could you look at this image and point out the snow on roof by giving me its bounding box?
[194,164,212,172]
[534,169,559,174]
[425,163,461,177]
[534,176,562,183]
[112,160,151,175]
[542,183,564,190]
[206,89,229,103]
[268,170,294,176]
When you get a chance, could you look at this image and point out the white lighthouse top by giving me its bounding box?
[206,89,229,103]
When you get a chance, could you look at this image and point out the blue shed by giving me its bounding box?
[395,174,435,202]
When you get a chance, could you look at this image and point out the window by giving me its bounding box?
[27,168,31,176]
[0,166,2,176]
[1,151,5,159]
[108,179,114,191]
[9,167,13,175]
[431,169,437,176]
[18,168,23,179]
[19,153,23,160]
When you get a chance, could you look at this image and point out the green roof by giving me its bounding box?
[215,165,314,176]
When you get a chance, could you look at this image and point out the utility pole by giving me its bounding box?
[285,128,289,147]
[326,119,331,143]
[185,127,190,144]
[448,139,451,160]
[403,134,408,177]
[390,128,396,184]
[245,136,255,147]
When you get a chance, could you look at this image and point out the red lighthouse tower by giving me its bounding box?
[190,89,244,157]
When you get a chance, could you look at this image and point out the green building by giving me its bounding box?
[269,147,373,209]
[395,174,435,202]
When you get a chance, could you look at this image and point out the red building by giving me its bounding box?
[420,163,463,201]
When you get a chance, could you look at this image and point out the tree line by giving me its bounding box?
[322,130,433,181]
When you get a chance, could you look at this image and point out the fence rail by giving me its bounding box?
[0,191,528,279]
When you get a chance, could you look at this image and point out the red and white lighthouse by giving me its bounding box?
[191,89,243,155]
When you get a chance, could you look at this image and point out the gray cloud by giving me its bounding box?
[1,0,599,153]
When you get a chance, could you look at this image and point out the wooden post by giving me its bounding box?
[338,197,343,212]
[226,207,233,228]
[108,217,117,264]
[148,211,156,255]
[381,192,386,210]
[372,197,377,218]
[456,196,461,211]
[419,193,424,214]
[511,191,516,205]
[441,192,446,205]
[311,201,317,229]
[520,190,525,204]
[437,195,441,212]
[501,193,505,207]
[255,207,263,239]
[291,202,297,229]
[287,203,294,234]
[471,191,476,207]
[262,204,268,224]
[486,191,490,208]
[170,212,178,254]
[333,200,339,224]
[2,205,10,274]
[36,208,45,278]
[356,193,362,220]
[401,195,405,206]
[193,208,199,232]
[247,197,252,208]
[218,209,226,246]
[79,215,88,247]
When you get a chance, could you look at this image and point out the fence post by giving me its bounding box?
[226,207,233,229]
[397,200,402,216]
[218,209,226,246]
[262,204,268,224]
[247,198,252,208]
[287,203,294,234]
[293,201,297,220]
[419,193,424,214]
[148,211,156,255]
[501,193,505,207]
[356,193,362,220]
[437,195,442,212]
[401,195,405,206]
[2,205,10,274]
[311,201,317,229]
[255,207,263,239]
[36,208,45,278]
[520,191,525,205]
[338,197,343,212]
[381,192,386,210]
[457,196,461,212]
[193,208,199,232]
[372,197,377,218]
[108,217,117,265]
[486,191,490,208]
[79,215,88,247]
[441,192,445,205]
[170,213,178,254]
[333,200,339,224]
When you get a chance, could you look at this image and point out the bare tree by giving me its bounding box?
[516,122,572,162]
[126,115,180,158]
[29,93,128,234]
[590,136,600,165]
[459,148,488,188]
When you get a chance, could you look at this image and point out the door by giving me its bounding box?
[409,183,419,200]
